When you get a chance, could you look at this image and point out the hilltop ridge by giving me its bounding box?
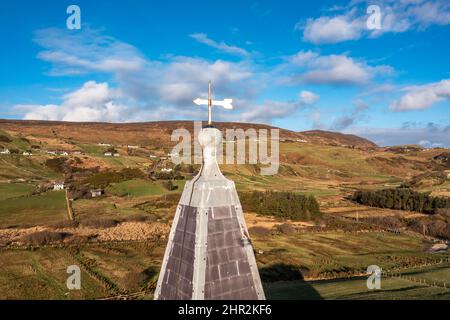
[0,119,377,149]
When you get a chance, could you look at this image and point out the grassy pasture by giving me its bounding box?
[0,156,59,180]
[0,248,109,300]
[252,231,449,278]
[106,179,184,197]
[265,266,450,300]
[0,183,35,201]
[0,191,67,227]
[0,242,164,299]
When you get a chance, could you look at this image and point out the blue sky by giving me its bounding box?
[0,0,449,147]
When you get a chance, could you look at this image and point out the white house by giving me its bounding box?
[90,189,103,198]
[149,154,157,158]
[161,168,173,173]
[127,145,139,149]
[0,149,10,155]
[22,151,32,156]
[445,170,450,179]
[113,153,120,157]
[53,182,65,191]
[104,152,112,157]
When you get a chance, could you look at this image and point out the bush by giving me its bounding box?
[123,214,151,222]
[46,220,79,229]
[276,223,297,234]
[21,231,70,246]
[240,191,321,221]
[248,226,271,237]
[45,158,68,173]
[162,180,178,191]
[122,266,158,291]
[81,218,119,229]
[83,168,145,188]
[0,134,12,143]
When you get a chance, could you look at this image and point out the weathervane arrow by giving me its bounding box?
[193,81,233,125]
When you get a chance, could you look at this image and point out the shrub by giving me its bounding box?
[123,214,151,222]
[248,226,271,237]
[83,168,145,188]
[162,180,178,191]
[276,223,297,234]
[122,266,158,291]
[81,218,119,229]
[46,220,79,229]
[21,231,70,246]
[0,134,12,143]
[45,158,68,173]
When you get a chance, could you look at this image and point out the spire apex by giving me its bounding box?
[193,81,234,126]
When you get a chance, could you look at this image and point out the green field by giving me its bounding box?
[106,179,185,197]
[107,179,166,197]
[0,241,164,299]
[0,183,35,201]
[0,247,108,299]
[252,231,449,278]
[0,191,67,227]
[265,265,450,300]
[0,156,60,180]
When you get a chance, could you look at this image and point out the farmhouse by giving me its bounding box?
[53,182,65,191]
[0,149,10,155]
[22,151,32,156]
[161,168,173,173]
[445,170,450,179]
[104,152,112,156]
[90,189,104,198]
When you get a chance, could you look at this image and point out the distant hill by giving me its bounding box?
[300,130,378,149]
[0,119,377,149]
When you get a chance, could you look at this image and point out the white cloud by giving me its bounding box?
[299,90,320,105]
[331,99,369,130]
[301,14,364,44]
[298,0,450,44]
[35,28,146,76]
[239,89,320,123]
[239,100,299,123]
[189,33,249,57]
[17,81,138,122]
[286,50,393,86]
[390,79,450,111]
[346,123,450,147]
[31,28,259,121]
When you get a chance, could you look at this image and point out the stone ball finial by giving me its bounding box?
[198,127,222,149]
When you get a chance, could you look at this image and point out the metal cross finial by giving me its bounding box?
[194,81,233,125]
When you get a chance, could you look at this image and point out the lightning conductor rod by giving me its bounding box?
[208,80,212,125]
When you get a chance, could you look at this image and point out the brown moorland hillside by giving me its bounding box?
[0,119,376,149]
